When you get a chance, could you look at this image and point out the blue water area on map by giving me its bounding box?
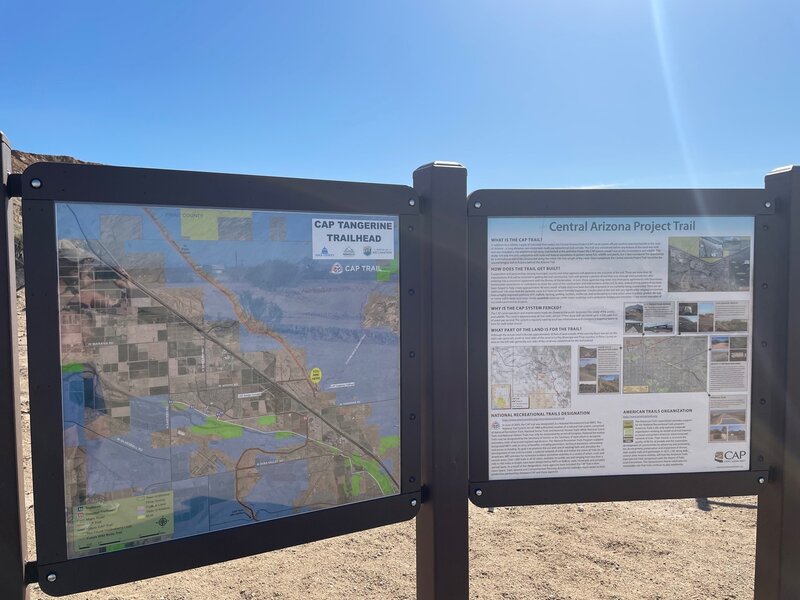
[130,395,169,431]
[244,459,311,520]
[84,435,171,497]
[237,328,284,353]
[290,335,398,406]
[266,279,400,405]
[366,399,401,440]
[63,371,101,448]
[172,477,211,539]
[207,472,253,529]
[62,379,173,497]
[84,396,172,497]
[201,284,240,323]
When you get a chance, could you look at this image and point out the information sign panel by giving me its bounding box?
[487,216,754,479]
[467,189,776,506]
[22,163,423,595]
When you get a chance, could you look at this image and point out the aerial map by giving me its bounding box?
[490,346,571,409]
[622,337,708,394]
[667,236,751,292]
[56,203,401,558]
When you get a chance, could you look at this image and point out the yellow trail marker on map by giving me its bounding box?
[309,367,322,384]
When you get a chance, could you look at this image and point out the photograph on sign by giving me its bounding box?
[486,216,753,480]
[55,203,401,558]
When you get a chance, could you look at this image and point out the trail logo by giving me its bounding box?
[343,247,355,256]
[715,450,747,463]
[330,262,343,275]
[362,246,372,256]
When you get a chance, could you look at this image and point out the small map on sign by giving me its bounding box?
[56,204,401,558]
[622,337,708,394]
[490,346,571,409]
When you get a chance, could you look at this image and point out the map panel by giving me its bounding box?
[490,346,571,409]
[622,336,708,394]
[56,203,401,558]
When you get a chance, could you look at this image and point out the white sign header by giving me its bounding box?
[312,218,395,260]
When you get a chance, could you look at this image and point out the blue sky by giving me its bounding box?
[2,1,798,191]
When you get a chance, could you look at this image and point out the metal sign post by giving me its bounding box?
[413,162,469,600]
[0,132,28,600]
[754,165,799,599]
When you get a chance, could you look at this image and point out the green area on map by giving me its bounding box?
[350,454,395,495]
[189,417,244,439]
[379,435,400,454]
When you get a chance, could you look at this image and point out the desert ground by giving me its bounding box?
[14,292,759,600]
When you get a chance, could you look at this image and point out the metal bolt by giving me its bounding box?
[408,198,416,206]
[758,476,767,485]
[410,499,418,507]
[761,341,768,348]
[408,289,415,296]
[409,413,416,421]
[409,351,415,358]
[30,178,42,189]
[474,201,482,209]
[762,224,769,231]
[764,201,772,208]
[758,455,765,462]
[409,476,416,483]
[475,489,483,497]
[408,225,414,232]
[46,573,57,583]
[760,398,767,405]
[761,283,769,289]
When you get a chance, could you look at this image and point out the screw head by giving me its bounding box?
[30,178,42,189]
[765,201,772,208]
[410,498,418,507]
[46,573,57,583]
[475,489,483,497]
[408,198,416,206]
[474,201,482,209]
[758,476,767,485]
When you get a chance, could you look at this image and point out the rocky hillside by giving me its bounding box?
[11,149,93,174]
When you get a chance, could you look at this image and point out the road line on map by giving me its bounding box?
[345,334,367,365]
